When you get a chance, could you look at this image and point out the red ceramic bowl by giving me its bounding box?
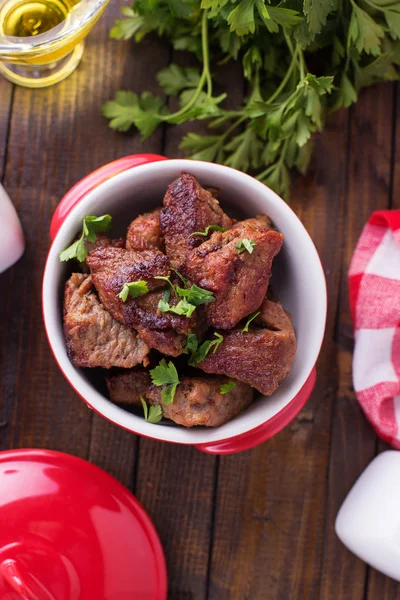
[42,155,326,454]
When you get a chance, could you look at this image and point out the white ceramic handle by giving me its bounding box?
[0,184,25,274]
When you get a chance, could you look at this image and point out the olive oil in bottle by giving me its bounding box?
[0,0,79,37]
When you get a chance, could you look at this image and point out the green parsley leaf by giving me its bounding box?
[332,74,358,110]
[158,299,171,312]
[183,333,199,355]
[150,358,180,405]
[118,281,149,302]
[168,299,197,318]
[59,214,112,262]
[220,381,237,394]
[59,238,86,263]
[225,129,262,173]
[180,134,224,162]
[110,8,145,40]
[176,284,215,306]
[102,91,168,138]
[105,0,400,200]
[82,215,113,242]
[158,285,171,312]
[227,0,256,36]
[170,268,188,287]
[235,238,256,254]
[349,1,385,56]
[242,310,261,333]
[140,397,163,424]
[157,64,201,95]
[266,6,303,29]
[384,8,400,40]
[189,225,228,237]
[303,0,337,35]
[188,332,224,366]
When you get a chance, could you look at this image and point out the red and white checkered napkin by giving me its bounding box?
[349,210,400,449]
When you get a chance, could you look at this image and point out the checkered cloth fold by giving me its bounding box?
[349,210,400,449]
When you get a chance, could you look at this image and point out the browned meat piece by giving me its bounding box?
[126,208,165,252]
[63,273,149,369]
[86,246,169,324]
[231,214,272,230]
[197,297,296,395]
[160,173,233,270]
[106,369,151,406]
[186,216,283,329]
[146,376,253,427]
[87,247,206,356]
[125,289,207,357]
[85,233,125,253]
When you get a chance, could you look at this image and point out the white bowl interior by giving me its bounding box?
[43,159,327,444]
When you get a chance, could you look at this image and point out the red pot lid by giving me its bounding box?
[0,449,167,600]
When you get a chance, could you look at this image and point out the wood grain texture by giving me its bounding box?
[320,83,396,600]
[1,7,399,596]
[365,82,400,600]
[0,4,169,461]
[135,443,216,600]
[134,59,246,600]
[0,79,13,178]
[208,108,350,600]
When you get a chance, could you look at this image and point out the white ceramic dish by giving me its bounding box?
[0,183,24,274]
[336,451,400,582]
[42,155,327,454]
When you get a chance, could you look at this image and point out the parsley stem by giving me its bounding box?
[159,10,210,122]
[221,116,246,140]
[256,137,289,182]
[266,45,299,105]
[201,10,213,98]
[297,45,306,81]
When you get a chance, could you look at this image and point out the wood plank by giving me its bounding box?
[134,60,245,600]
[207,107,350,599]
[0,79,13,178]
[366,82,400,599]
[135,443,216,599]
[0,3,168,459]
[321,83,395,600]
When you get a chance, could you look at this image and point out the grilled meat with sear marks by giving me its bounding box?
[160,173,233,270]
[197,296,296,395]
[186,216,283,329]
[126,207,165,252]
[147,375,253,427]
[64,273,149,369]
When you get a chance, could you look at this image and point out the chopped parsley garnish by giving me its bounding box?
[157,274,214,317]
[59,214,112,262]
[150,358,180,405]
[118,280,149,302]
[176,284,214,306]
[140,397,163,424]
[235,238,256,255]
[188,332,224,366]
[171,268,188,287]
[189,225,228,238]
[183,333,199,355]
[220,381,237,395]
[242,311,261,333]
[160,298,196,318]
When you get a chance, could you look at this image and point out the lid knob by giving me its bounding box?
[0,558,56,600]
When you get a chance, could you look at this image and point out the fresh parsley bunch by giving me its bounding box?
[103,0,400,199]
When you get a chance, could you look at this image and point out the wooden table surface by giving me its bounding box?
[1,3,400,599]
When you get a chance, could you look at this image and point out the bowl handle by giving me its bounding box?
[195,367,317,455]
[50,154,168,240]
